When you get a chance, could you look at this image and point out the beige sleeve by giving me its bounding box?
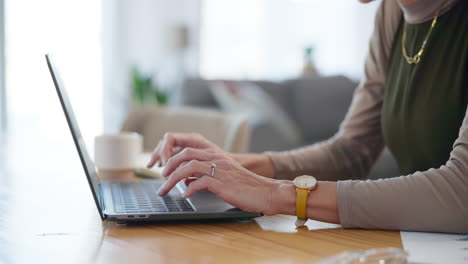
[266,0,401,181]
[338,107,468,233]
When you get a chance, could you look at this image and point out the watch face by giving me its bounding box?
[293,175,317,189]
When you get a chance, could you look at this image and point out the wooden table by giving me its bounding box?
[0,122,402,264]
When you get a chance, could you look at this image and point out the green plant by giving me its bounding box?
[131,66,168,105]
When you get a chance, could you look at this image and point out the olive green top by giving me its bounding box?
[382,0,468,175]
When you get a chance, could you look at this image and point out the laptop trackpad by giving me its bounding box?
[188,189,236,213]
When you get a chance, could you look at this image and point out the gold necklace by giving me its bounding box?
[402,1,445,64]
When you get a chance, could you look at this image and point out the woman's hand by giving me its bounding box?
[147,132,276,179]
[147,132,225,168]
[154,142,340,222]
[157,148,280,215]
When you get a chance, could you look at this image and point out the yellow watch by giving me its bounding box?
[293,175,317,227]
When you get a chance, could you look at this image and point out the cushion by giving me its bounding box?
[291,76,357,142]
[209,81,304,148]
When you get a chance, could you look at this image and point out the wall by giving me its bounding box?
[200,0,380,80]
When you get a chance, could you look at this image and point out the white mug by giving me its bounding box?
[94,132,143,170]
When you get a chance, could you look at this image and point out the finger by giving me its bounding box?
[164,160,188,179]
[158,146,185,168]
[162,148,218,178]
[164,132,208,149]
[183,176,223,198]
[147,140,163,168]
[147,141,161,168]
[159,132,212,165]
[159,133,177,166]
[157,160,211,196]
[184,177,197,187]
[171,146,184,157]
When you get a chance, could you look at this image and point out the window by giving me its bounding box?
[200,0,379,80]
[0,0,5,131]
[5,0,103,145]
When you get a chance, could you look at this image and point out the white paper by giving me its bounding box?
[401,231,468,264]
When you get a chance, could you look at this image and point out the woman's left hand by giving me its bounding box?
[157,148,280,215]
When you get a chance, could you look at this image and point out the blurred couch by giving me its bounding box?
[179,76,400,179]
[122,106,251,153]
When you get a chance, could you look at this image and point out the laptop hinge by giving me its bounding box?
[99,184,107,219]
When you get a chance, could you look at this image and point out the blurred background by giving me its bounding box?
[0,0,387,158]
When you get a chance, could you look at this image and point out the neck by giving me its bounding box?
[398,0,459,24]
[400,0,417,6]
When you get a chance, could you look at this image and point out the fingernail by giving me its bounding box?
[157,181,167,196]
[183,192,189,198]
[157,188,164,196]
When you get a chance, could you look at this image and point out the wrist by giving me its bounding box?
[269,180,296,215]
[269,180,340,224]
[307,182,339,223]
[229,153,245,164]
[231,153,275,178]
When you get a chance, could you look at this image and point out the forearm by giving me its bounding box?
[231,153,276,179]
[272,181,340,224]
[338,166,468,233]
[266,135,384,182]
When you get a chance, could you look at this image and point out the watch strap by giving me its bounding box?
[296,188,308,220]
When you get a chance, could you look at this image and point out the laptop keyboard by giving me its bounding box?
[110,181,195,214]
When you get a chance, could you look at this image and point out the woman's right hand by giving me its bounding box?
[147,132,225,168]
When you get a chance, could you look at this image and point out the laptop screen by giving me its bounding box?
[45,54,104,220]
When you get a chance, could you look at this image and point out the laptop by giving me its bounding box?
[45,54,262,223]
